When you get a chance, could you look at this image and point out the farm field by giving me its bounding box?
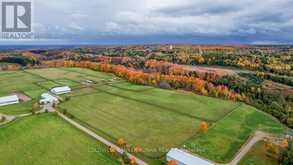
[0,67,286,164]
[0,101,33,115]
[0,68,116,115]
[59,81,240,159]
[0,114,119,165]
[0,71,45,98]
[184,105,284,163]
[238,141,278,165]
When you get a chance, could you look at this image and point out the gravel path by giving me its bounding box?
[219,130,271,165]
[0,113,16,125]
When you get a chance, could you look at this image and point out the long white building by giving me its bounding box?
[50,86,71,95]
[167,148,214,165]
[0,95,19,106]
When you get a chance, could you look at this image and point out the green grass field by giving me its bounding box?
[60,91,201,158]
[184,105,284,163]
[238,141,278,165]
[0,101,33,115]
[0,71,45,98]
[96,83,238,121]
[0,68,116,115]
[0,67,286,164]
[0,114,119,165]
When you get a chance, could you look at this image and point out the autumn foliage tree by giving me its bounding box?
[133,145,142,153]
[117,138,125,146]
[41,60,244,102]
[168,160,177,165]
[130,157,137,165]
[199,121,209,134]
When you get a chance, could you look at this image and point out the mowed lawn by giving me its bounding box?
[238,141,278,165]
[97,82,239,121]
[0,101,34,115]
[0,71,46,115]
[0,68,115,115]
[60,91,201,157]
[0,114,119,165]
[184,105,284,163]
[26,67,115,82]
[0,71,45,98]
[60,82,238,157]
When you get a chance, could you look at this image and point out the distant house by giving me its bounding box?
[0,95,19,106]
[39,93,58,104]
[50,86,71,95]
[166,148,214,165]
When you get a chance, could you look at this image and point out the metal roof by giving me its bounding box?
[0,95,19,103]
[41,93,58,100]
[51,86,71,93]
[167,148,214,165]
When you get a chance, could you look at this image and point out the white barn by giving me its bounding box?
[167,148,214,165]
[50,86,71,95]
[0,95,19,106]
[39,93,58,105]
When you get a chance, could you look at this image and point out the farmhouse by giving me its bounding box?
[39,93,58,105]
[0,95,19,106]
[167,148,214,165]
[50,86,71,95]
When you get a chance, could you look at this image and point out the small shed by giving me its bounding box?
[50,86,71,95]
[166,148,214,165]
[0,95,19,106]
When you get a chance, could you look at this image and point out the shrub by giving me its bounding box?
[158,81,171,89]
[122,152,130,164]
[279,140,293,165]
[0,116,6,122]
[65,96,71,101]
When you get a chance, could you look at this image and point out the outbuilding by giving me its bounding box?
[50,86,71,95]
[166,148,214,165]
[0,95,19,106]
[39,93,58,105]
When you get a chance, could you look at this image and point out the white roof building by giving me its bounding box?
[167,148,214,165]
[0,95,19,106]
[39,93,58,104]
[50,86,71,95]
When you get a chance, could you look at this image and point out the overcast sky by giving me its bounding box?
[7,0,293,44]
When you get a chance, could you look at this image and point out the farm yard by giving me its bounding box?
[0,67,286,164]
[0,114,119,165]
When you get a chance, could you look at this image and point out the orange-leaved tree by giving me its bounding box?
[130,157,137,165]
[117,138,125,146]
[199,121,209,134]
[168,160,177,165]
[133,145,142,153]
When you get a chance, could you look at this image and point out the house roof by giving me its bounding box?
[167,148,214,165]
[0,95,19,103]
[51,86,71,93]
[41,93,58,100]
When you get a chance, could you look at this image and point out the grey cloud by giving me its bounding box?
[31,0,293,43]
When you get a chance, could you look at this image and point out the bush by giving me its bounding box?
[65,96,71,101]
[31,102,39,114]
[0,116,6,122]
[62,109,68,115]
[158,81,171,89]
[121,152,130,164]
[287,118,293,129]
[279,140,293,165]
